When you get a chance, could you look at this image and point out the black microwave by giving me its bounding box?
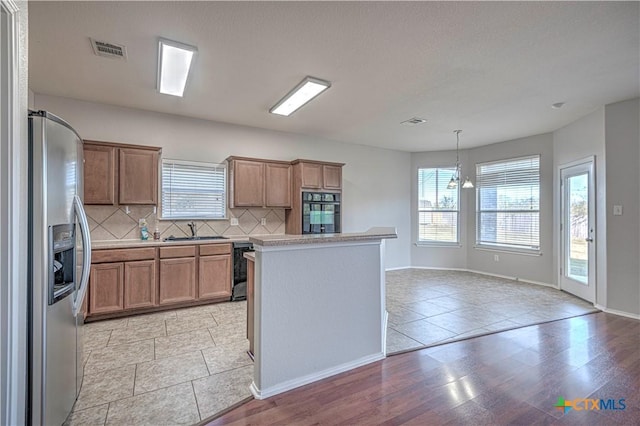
[302,192,341,234]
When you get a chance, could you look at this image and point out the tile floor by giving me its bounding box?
[68,269,599,425]
[385,269,599,354]
[66,301,253,426]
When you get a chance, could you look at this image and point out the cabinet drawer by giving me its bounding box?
[92,248,156,263]
[160,245,196,259]
[199,243,232,256]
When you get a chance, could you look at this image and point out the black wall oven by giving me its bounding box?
[302,192,341,234]
[232,241,253,301]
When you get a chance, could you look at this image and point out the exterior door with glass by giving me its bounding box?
[560,160,595,303]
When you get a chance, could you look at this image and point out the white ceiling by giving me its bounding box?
[28,1,639,152]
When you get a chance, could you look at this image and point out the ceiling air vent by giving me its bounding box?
[401,117,427,126]
[90,38,127,60]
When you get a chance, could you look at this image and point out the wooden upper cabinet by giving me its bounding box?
[294,160,344,191]
[230,159,265,207]
[83,141,161,206]
[265,162,291,207]
[84,144,117,204]
[119,148,159,205]
[300,162,323,189]
[323,165,342,190]
[227,157,292,208]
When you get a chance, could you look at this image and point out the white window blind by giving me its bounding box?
[161,159,226,219]
[476,155,540,250]
[418,167,459,243]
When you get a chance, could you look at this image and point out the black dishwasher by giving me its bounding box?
[232,241,253,301]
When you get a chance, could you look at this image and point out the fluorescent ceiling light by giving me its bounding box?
[270,76,331,116]
[157,38,197,97]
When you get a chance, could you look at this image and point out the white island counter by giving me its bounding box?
[247,227,397,399]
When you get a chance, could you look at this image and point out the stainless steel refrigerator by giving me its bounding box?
[28,111,92,425]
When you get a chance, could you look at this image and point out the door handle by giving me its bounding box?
[73,195,92,317]
[585,238,594,243]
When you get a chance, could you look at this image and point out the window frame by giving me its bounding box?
[417,166,461,246]
[474,154,541,254]
[159,158,228,220]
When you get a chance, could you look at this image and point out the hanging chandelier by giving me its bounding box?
[447,130,474,190]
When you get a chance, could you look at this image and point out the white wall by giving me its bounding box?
[411,133,556,285]
[33,94,412,268]
[411,149,469,269]
[604,98,640,316]
[466,133,555,285]
[553,108,606,304]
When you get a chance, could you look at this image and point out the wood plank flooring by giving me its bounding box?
[206,313,640,425]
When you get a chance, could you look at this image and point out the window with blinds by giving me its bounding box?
[476,155,540,250]
[161,159,227,219]
[418,167,459,243]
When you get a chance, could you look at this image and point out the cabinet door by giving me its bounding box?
[89,263,124,314]
[300,162,322,189]
[198,254,231,300]
[124,260,156,309]
[265,163,291,207]
[232,160,265,207]
[119,148,159,205]
[159,257,196,305]
[84,144,117,205]
[323,165,342,190]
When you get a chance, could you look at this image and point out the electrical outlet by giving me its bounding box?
[613,205,623,216]
[261,218,267,226]
[230,218,239,226]
[494,254,499,262]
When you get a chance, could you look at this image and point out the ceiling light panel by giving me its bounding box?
[270,76,331,116]
[157,38,197,97]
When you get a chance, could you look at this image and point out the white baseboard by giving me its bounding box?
[389,266,556,289]
[250,352,385,400]
[407,266,468,272]
[465,268,557,289]
[594,304,640,320]
[385,266,412,271]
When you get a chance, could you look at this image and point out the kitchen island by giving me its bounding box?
[247,227,397,399]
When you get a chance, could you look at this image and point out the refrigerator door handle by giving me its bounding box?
[73,195,92,316]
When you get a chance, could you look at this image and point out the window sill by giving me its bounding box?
[473,245,542,257]
[415,242,462,248]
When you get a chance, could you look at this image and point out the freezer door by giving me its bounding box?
[29,112,84,426]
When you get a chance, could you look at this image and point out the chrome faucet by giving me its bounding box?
[187,221,197,237]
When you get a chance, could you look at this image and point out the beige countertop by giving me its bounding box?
[243,251,255,261]
[91,236,250,250]
[248,227,398,247]
[92,228,398,250]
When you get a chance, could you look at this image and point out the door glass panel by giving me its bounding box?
[566,173,588,284]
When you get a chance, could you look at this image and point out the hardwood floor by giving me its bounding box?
[206,313,640,425]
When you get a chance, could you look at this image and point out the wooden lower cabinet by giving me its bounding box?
[199,254,231,300]
[88,244,233,319]
[89,262,124,314]
[159,257,196,305]
[124,260,156,309]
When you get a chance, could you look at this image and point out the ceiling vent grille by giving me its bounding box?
[90,38,127,60]
[401,117,427,126]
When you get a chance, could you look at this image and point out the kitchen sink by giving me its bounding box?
[163,235,229,241]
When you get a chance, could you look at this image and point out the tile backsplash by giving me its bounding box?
[85,205,286,241]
